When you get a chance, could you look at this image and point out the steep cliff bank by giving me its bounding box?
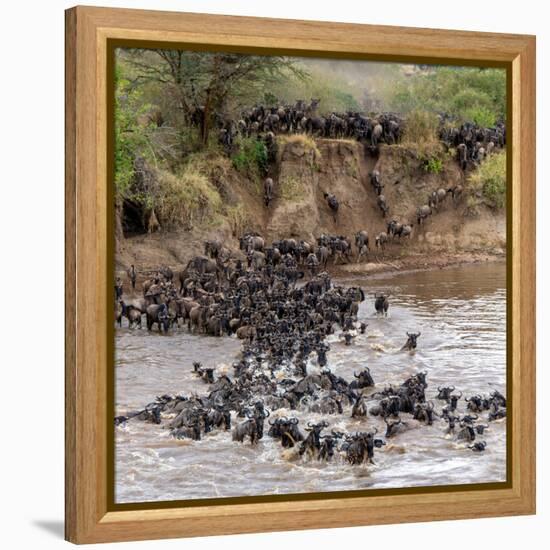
[115,136,505,272]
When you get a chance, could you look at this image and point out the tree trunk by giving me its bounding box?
[202,88,211,146]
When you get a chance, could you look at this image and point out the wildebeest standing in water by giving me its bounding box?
[374,294,389,316]
[401,331,421,351]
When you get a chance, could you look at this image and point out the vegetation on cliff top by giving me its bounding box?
[385,67,506,126]
[468,151,507,210]
[114,48,506,234]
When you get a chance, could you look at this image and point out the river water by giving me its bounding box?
[114,261,507,504]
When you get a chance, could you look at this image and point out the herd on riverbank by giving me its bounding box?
[114,233,506,467]
[115,104,507,468]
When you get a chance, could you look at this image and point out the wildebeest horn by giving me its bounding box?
[354,372,359,378]
[450,385,455,391]
[471,414,478,420]
[457,391,463,398]
[307,421,314,427]
[263,409,271,418]
[291,418,298,425]
[268,418,276,425]
[372,427,378,434]
[438,386,442,392]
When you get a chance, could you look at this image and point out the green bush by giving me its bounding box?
[421,156,444,174]
[463,106,497,127]
[386,67,506,124]
[232,138,268,181]
[468,152,506,209]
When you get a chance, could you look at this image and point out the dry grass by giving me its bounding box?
[225,204,252,237]
[279,174,306,201]
[155,165,222,230]
[278,134,321,159]
[402,110,441,151]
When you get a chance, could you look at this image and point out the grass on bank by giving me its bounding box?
[467,151,506,210]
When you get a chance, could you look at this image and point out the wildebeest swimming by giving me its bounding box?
[114,233,504,470]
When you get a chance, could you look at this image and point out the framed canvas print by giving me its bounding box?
[65,6,536,544]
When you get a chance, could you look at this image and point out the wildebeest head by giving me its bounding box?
[449,391,463,410]
[384,417,404,438]
[403,331,421,350]
[319,430,344,460]
[468,441,487,452]
[353,368,375,388]
[436,385,455,401]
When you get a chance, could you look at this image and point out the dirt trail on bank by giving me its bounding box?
[115,137,505,274]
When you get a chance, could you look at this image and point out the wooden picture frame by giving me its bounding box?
[65,5,536,544]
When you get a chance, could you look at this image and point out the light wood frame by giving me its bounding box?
[65,5,536,544]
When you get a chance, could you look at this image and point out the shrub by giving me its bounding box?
[421,156,444,174]
[225,204,252,236]
[232,137,268,181]
[155,166,222,230]
[468,151,506,209]
[402,110,439,146]
[463,106,497,127]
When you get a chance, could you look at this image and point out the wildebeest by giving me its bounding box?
[342,429,378,465]
[350,368,375,389]
[401,332,421,351]
[323,192,340,223]
[413,401,438,425]
[369,170,383,195]
[268,417,304,448]
[377,194,389,217]
[374,294,389,316]
[384,417,407,438]
[232,413,259,444]
[318,431,345,461]
[355,230,369,260]
[264,177,274,208]
[375,232,388,249]
[416,205,432,225]
[468,441,487,452]
[436,386,455,402]
[448,391,463,412]
[146,303,170,332]
[299,420,329,458]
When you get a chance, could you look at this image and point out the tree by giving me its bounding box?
[123,48,306,145]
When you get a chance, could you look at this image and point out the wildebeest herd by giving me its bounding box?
[209,99,505,170]
[114,232,506,468]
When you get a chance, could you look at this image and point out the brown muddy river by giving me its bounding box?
[114,261,506,503]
